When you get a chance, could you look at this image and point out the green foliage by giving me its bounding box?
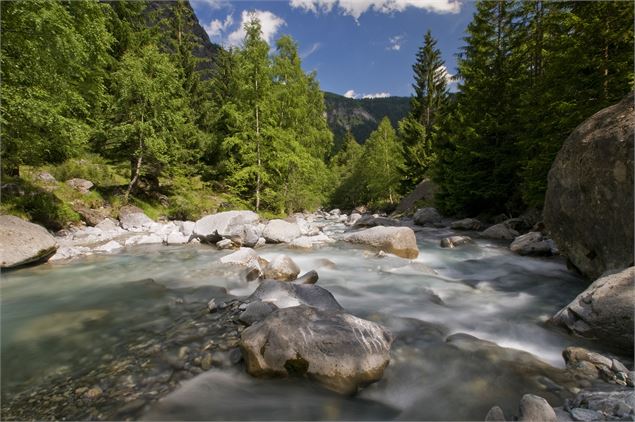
[48,155,126,187]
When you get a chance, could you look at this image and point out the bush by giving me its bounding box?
[48,154,126,187]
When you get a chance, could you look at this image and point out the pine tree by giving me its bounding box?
[330,131,365,208]
[399,30,448,192]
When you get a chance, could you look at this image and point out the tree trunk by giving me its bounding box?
[255,103,261,213]
[125,116,144,204]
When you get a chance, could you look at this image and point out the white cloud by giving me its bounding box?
[290,0,461,20]
[387,35,404,51]
[344,90,391,99]
[226,10,286,46]
[204,14,233,39]
[194,0,229,10]
[363,92,391,98]
[437,65,454,85]
[300,42,322,59]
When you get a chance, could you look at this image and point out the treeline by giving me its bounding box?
[333,0,633,217]
[1,0,332,215]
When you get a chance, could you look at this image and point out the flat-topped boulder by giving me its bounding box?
[262,219,302,243]
[551,266,634,353]
[239,305,393,394]
[342,226,418,259]
[0,215,58,268]
[193,211,259,243]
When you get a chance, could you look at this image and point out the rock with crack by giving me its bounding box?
[239,305,393,394]
[342,226,419,259]
[550,267,634,353]
[563,346,633,387]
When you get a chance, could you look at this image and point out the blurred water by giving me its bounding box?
[1,229,599,420]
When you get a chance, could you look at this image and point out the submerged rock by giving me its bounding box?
[440,235,473,248]
[551,267,634,353]
[239,305,393,394]
[342,226,419,259]
[543,92,634,280]
[0,215,58,268]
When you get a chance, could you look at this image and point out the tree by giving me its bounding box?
[0,0,112,175]
[361,117,404,207]
[399,30,448,192]
[433,0,524,216]
[330,131,365,208]
[106,44,194,201]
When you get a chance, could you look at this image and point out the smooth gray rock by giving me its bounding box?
[239,301,278,325]
[239,305,393,394]
[248,280,342,311]
[451,218,482,231]
[510,232,553,256]
[354,216,401,228]
[118,205,153,231]
[263,255,300,281]
[219,248,263,279]
[193,211,259,243]
[295,270,319,285]
[347,213,362,226]
[551,267,634,353]
[413,207,442,226]
[66,178,93,193]
[342,226,419,259]
[543,92,634,279]
[569,408,603,421]
[440,235,472,248]
[262,219,302,243]
[485,405,506,421]
[395,178,438,213]
[0,215,58,268]
[518,394,557,422]
[567,389,634,419]
[481,223,519,240]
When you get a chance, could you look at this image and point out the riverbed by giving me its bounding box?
[0,226,610,420]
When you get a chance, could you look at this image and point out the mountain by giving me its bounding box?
[323,92,411,150]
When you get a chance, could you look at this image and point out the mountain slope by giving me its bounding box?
[323,92,410,149]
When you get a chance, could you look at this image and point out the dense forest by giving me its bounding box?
[1,0,633,228]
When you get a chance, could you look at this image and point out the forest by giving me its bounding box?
[1,0,633,227]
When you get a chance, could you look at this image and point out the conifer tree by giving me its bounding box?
[399,30,448,192]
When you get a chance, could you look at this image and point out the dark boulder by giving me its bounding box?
[543,93,634,279]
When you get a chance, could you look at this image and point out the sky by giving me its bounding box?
[191,0,477,98]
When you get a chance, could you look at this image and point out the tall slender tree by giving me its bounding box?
[399,30,448,192]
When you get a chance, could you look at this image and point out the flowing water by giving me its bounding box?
[0,227,614,420]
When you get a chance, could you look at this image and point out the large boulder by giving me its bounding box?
[510,232,554,256]
[262,219,302,243]
[219,247,264,280]
[395,178,438,213]
[450,218,482,231]
[353,215,401,228]
[65,178,93,194]
[481,223,519,240]
[413,207,442,226]
[193,211,259,243]
[342,226,419,259]
[0,215,58,268]
[550,267,634,353]
[263,255,301,281]
[239,305,393,394]
[118,205,153,231]
[543,93,634,279]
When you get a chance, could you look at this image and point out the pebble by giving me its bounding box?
[207,298,217,313]
[84,387,103,400]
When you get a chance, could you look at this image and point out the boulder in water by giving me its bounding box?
[219,247,264,280]
[239,305,393,394]
[262,219,302,243]
[440,235,472,248]
[413,207,442,226]
[342,226,419,259]
[353,215,401,228]
[248,280,342,311]
[550,267,634,353]
[481,223,519,240]
[518,394,557,422]
[193,211,259,243]
[263,255,301,281]
[510,232,553,256]
[451,218,482,231]
[543,93,634,279]
[0,215,58,268]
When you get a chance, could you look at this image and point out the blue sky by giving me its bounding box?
[191,0,476,98]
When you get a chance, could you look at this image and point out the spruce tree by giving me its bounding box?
[399,30,448,192]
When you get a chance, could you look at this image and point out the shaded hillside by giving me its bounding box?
[324,92,410,150]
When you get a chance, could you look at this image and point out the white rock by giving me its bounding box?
[178,221,195,236]
[262,219,302,243]
[193,211,259,243]
[165,231,190,245]
[125,234,163,246]
[94,240,122,253]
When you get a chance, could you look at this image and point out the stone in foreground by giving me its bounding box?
[342,226,419,259]
[518,394,557,422]
[551,267,634,353]
[239,305,393,394]
[0,215,58,268]
[543,92,634,279]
